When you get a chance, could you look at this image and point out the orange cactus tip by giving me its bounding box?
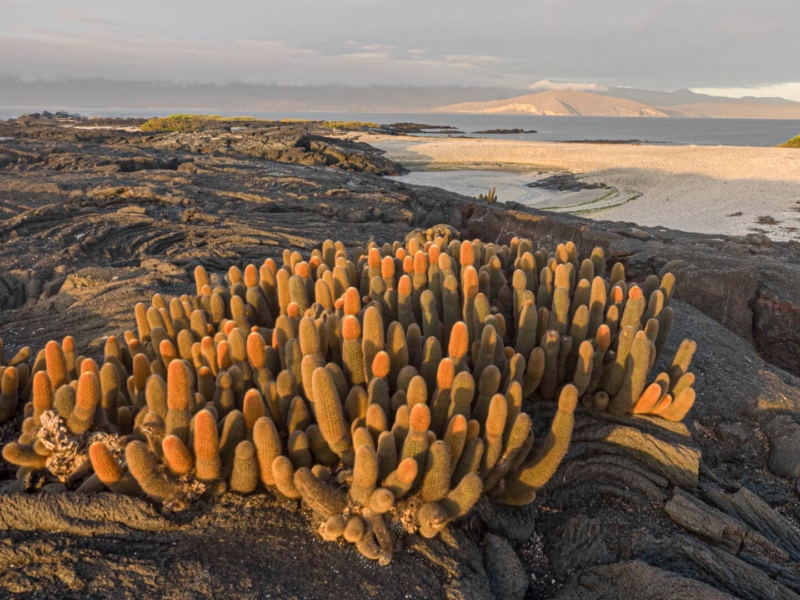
[247,333,266,365]
[2,367,18,392]
[295,262,311,279]
[610,286,624,303]
[201,285,213,295]
[428,245,440,264]
[287,303,301,318]
[334,298,344,310]
[32,371,52,407]
[80,358,99,375]
[77,372,100,405]
[413,252,427,275]
[402,256,413,274]
[309,256,321,270]
[448,322,469,359]
[193,410,219,459]
[596,325,611,351]
[409,404,431,432]
[217,339,231,357]
[264,258,277,274]
[89,442,121,482]
[160,339,177,357]
[490,256,501,270]
[228,266,242,283]
[628,286,643,300]
[223,320,238,335]
[395,248,407,260]
[167,362,192,409]
[396,457,418,483]
[244,264,259,288]
[201,336,215,350]
[381,256,395,279]
[344,288,361,316]
[244,388,262,402]
[368,248,382,269]
[438,254,450,270]
[62,336,76,353]
[243,391,265,427]
[449,414,467,434]
[460,242,474,266]
[162,435,193,475]
[558,385,579,412]
[436,359,455,388]
[198,366,212,377]
[342,316,361,341]
[398,275,412,296]
[372,351,391,379]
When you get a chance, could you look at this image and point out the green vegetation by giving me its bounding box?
[139,115,379,133]
[778,134,800,148]
[320,121,379,131]
[139,114,261,132]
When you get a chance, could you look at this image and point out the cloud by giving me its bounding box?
[690,82,800,103]
[0,33,510,87]
[56,12,118,26]
[0,0,798,91]
[526,80,609,92]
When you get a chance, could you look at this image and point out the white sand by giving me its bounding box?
[363,134,800,241]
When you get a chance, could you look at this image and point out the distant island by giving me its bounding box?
[435,89,800,119]
[3,79,800,119]
[473,128,537,134]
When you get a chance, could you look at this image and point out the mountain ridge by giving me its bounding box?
[435,88,800,119]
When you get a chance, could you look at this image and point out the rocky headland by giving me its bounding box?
[1,115,800,599]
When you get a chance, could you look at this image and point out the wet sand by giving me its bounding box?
[364,134,800,241]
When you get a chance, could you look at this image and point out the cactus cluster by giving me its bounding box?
[0,231,697,565]
[0,338,32,424]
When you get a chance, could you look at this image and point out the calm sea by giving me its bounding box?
[0,106,798,147]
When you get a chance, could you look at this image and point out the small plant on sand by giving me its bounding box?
[477,187,498,204]
[1,228,697,564]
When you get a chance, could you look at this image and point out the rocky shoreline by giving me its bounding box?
[1,115,800,599]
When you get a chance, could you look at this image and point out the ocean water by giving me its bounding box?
[1,106,798,147]
[385,170,602,208]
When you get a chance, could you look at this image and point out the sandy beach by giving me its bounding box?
[362,134,800,241]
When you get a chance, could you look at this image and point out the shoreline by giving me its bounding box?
[359,133,800,242]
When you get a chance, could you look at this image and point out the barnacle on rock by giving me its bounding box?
[0,231,697,564]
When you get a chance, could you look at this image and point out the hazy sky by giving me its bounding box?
[1,0,799,100]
